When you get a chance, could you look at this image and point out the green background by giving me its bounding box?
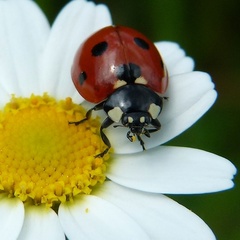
[35,0,239,239]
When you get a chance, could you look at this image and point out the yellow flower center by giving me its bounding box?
[0,94,109,207]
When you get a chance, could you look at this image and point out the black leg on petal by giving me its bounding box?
[137,134,146,151]
[69,101,105,125]
[95,117,114,158]
[148,118,161,133]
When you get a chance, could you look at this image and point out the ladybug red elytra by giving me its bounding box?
[70,25,168,156]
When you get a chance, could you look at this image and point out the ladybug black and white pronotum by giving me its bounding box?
[71,25,168,156]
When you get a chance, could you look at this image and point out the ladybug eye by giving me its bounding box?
[134,37,149,50]
[91,41,108,56]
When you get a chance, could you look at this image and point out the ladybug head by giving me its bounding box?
[122,112,151,136]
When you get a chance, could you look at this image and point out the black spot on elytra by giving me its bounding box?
[116,63,141,83]
[134,37,149,50]
[79,71,87,85]
[91,41,108,56]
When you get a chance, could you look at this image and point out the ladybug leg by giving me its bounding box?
[143,129,150,138]
[163,96,169,101]
[139,119,161,150]
[95,117,114,158]
[69,101,105,125]
[147,118,161,134]
[136,134,146,151]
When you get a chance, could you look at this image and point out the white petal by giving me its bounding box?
[155,41,180,58]
[0,0,50,103]
[0,194,24,240]
[107,146,236,194]
[169,56,195,75]
[39,0,112,102]
[158,72,217,142]
[18,205,65,240]
[59,195,149,240]
[105,71,217,154]
[96,182,216,240]
[155,41,195,75]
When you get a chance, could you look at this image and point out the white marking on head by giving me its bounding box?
[148,103,161,119]
[134,76,147,85]
[108,107,123,122]
[140,116,145,123]
[113,80,127,89]
[128,117,133,123]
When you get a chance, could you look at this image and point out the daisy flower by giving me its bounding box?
[0,0,236,240]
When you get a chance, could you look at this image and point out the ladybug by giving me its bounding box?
[71,25,168,156]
